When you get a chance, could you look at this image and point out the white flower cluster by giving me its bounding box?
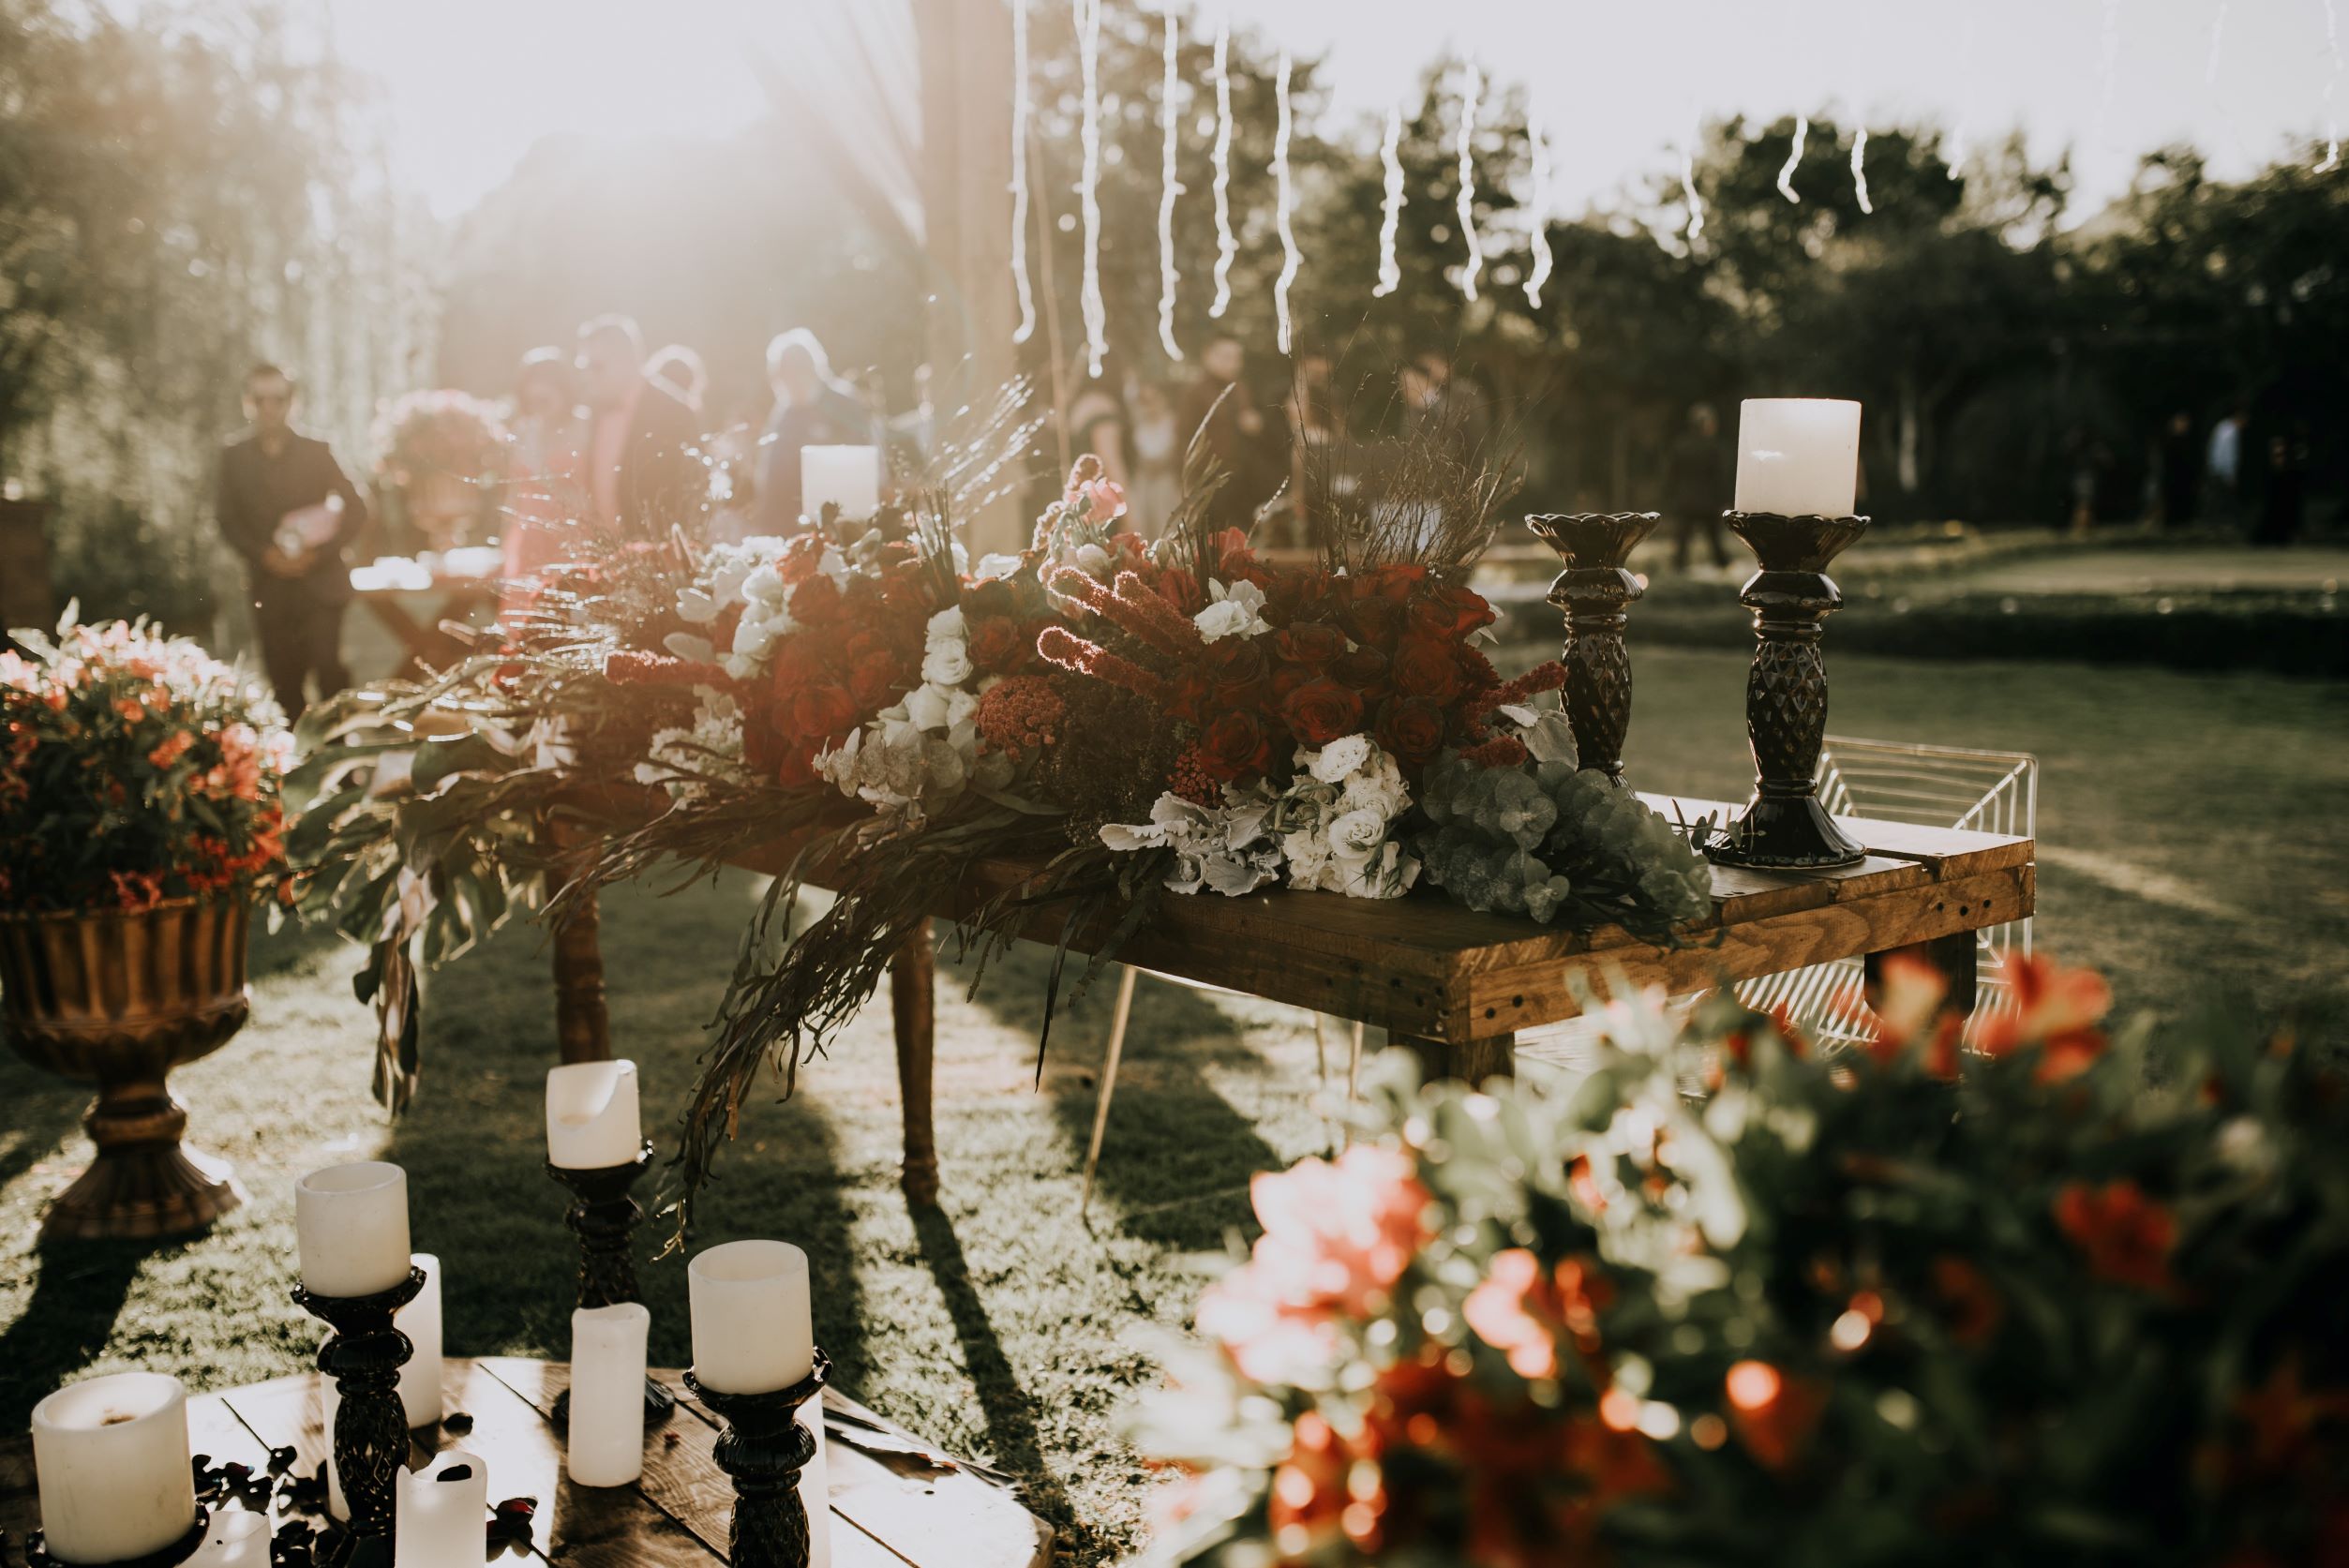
[664,536,854,681]
[1098,734,1419,901]
[814,604,1012,823]
[1190,577,1271,643]
[632,688,751,802]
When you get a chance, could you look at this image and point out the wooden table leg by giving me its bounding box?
[552,889,611,1064]
[1864,929,1979,1026]
[1391,1030,1516,1086]
[891,918,940,1205]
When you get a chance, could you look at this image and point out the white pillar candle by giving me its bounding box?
[546,1061,642,1170]
[395,1449,487,1568]
[800,445,881,522]
[295,1162,411,1298]
[30,1372,198,1563]
[687,1240,813,1394]
[188,1507,271,1566]
[1733,398,1863,518]
[396,1253,442,1429]
[567,1304,651,1488]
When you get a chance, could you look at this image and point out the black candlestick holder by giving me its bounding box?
[547,1144,674,1426]
[1708,511,1870,870]
[24,1506,212,1568]
[291,1266,426,1568]
[1524,513,1660,786]
[684,1351,832,1568]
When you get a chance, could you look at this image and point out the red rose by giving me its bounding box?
[779,536,825,585]
[968,617,1027,673]
[847,651,902,708]
[1359,563,1428,603]
[790,684,859,739]
[1276,620,1347,667]
[1331,647,1389,693]
[788,573,844,624]
[1269,664,1315,702]
[966,579,1018,619]
[1342,596,1405,646]
[1153,567,1201,613]
[1199,709,1273,780]
[1376,698,1448,769]
[1202,636,1268,703]
[1165,671,1215,724]
[1391,636,1464,702]
[1409,585,1496,639]
[1281,679,1365,746]
[770,638,827,694]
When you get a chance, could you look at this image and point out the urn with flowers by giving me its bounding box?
[0,611,294,1240]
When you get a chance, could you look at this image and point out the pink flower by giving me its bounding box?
[1195,1144,1429,1384]
[1079,479,1127,525]
[147,731,196,769]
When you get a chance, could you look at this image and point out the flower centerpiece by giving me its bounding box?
[1132,954,2349,1567]
[0,609,293,1238]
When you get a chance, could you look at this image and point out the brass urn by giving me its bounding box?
[0,897,251,1241]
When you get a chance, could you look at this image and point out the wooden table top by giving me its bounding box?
[651,784,2033,1046]
[0,1358,1054,1567]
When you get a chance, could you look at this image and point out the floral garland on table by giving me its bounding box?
[289,431,1714,1222]
[1,607,292,915]
[1130,954,2349,1567]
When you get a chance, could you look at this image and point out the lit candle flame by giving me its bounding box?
[1524,103,1553,308]
[1210,18,1236,319]
[1777,113,1806,203]
[1158,11,1183,360]
[1374,105,1405,298]
[1075,0,1105,377]
[1456,64,1483,303]
[1009,0,1037,345]
[1850,126,1872,215]
[1273,48,1301,353]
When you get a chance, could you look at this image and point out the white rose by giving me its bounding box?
[1071,542,1111,576]
[732,619,779,660]
[943,687,979,729]
[1309,734,1376,784]
[921,639,974,687]
[741,564,785,604]
[1192,598,1258,643]
[817,546,850,583]
[904,682,951,731]
[975,551,1024,581]
[926,606,967,641]
[1325,807,1389,858]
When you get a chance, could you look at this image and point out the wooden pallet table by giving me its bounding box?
[546,785,2033,1203]
[0,1358,1053,1567]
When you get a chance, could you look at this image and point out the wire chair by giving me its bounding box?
[1735,735,2037,1049]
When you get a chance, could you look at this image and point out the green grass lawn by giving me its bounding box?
[4,647,2344,1562]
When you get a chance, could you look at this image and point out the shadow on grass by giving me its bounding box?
[247,913,351,982]
[950,941,1279,1249]
[0,1240,147,1425]
[909,1203,1083,1541]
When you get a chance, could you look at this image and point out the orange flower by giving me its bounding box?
[1463,1249,1610,1381]
[1858,951,1965,1078]
[1267,1411,1379,1561]
[1725,1360,1827,1472]
[1981,952,2112,1083]
[2052,1178,2177,1292]
[1930,1255,2005,1346]
[147,730,196,769]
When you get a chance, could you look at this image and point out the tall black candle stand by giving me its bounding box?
[24,1507,212,1568]
[685,1351,832,1568]
[1708,510,1870,870]
[291,1265,426,1568]
[1524,512,1660,786]
[547,1143,674,1425]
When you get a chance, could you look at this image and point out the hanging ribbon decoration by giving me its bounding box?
[1209,19,1237,319]
[1374,105,1405,297]
[1777,114,1806,203]
[1456,63,1483,303]
[1158,11,1184,359]
[1680,127,1705,246]
[1524,103,1553,309]
[2321,0,2343,172]
[1272,49,1300,353]
[1074,0,1106,378]
[1009,0,1037,344]
[1850,125,1872,215]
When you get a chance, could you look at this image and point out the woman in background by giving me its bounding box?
[500,347,588,623]
[1127,381,1183,539]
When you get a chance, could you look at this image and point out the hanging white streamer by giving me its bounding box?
[1273,50,1300,353]
[1009,0,1037,344]
[1777,113,1806,203]
[1523,106,1553,309]
[1374,105,1405,297]
[1209,19,1236,318]
[1680,143,1704,246]
[1158,11,1183,360]
[2322,0,2344,171]
[1455,64,1483,303]
[1075,0,1105,378]
[1851,125,1873,214]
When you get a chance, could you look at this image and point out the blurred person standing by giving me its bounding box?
[576,314,703,535]
[2254,427,2307,546]
[2207,403,2248,523]
[214,363,367,718]
[499,347,587,620]
[1178,335,1271,528]
[754,328,871,534]
[1127,381,1184,538]
[1401,348,1490,466]
[646,344,709,415]
[1665,402,1733,573]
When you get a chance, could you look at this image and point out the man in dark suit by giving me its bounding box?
[215,363,367,717]
[576,314,706,535]
[753,328,874,534]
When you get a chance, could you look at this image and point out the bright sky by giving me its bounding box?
[319,0,2341,220]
